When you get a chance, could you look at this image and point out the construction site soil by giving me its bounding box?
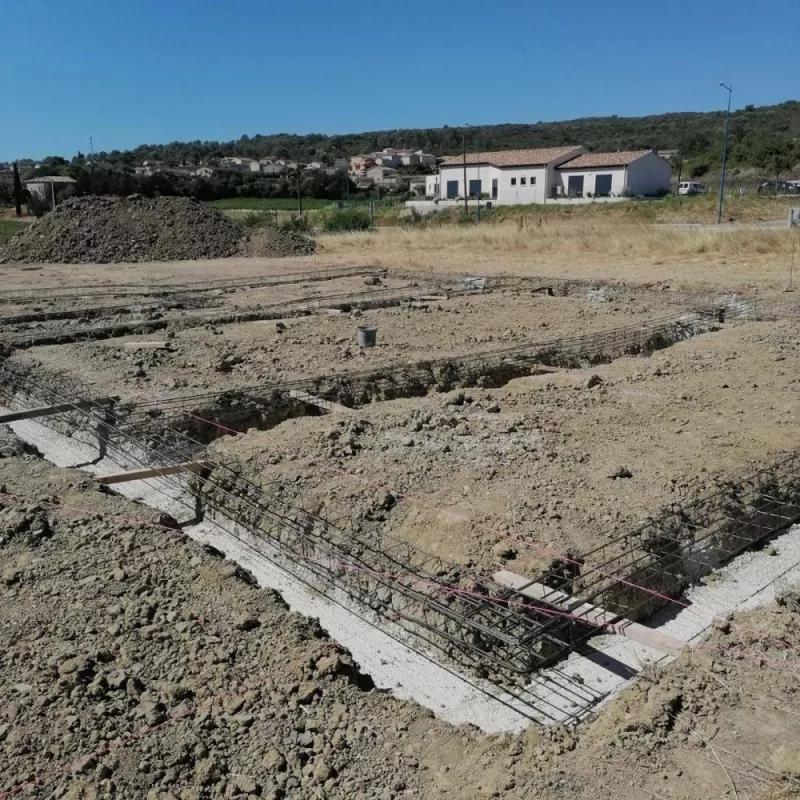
[21,290,661,400]
[0,196,244,265]
[2,257,800,800]
[1,450,798,800]
[202,320,800,576]
[0,273,412,340]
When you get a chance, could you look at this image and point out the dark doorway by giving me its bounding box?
[567,175,584,197]
[446,180,458,199]
[595,174,612,197]
[468,179,482,199]
[491,178,498,199]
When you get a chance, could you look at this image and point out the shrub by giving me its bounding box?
[241,211,275,229]
[280,214,312,233]
[27,193,52,218]
[321,208,372,233]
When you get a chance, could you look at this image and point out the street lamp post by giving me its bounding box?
[717,82,733,225]
[465,123,482,222]
[462,132,469,217]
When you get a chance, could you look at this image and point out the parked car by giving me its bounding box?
[758,180,800,195]
[677,181,707,196]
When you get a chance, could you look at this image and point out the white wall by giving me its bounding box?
[438,164,549,204]
[554,167,627,198]
[625,152,672,196]
[425,175,439,197]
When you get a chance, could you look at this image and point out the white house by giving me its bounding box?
[220,156,261,173]
[373,150,402,168]
[555,150,671,198]
[365,164,400,188]
[415,150,437,167]
[436,146,583,204]
[425,174,439,197]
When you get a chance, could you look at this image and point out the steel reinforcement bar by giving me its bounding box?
[123,307,721,428]
[0,280,481,350]
[0,358,592,715]
[559,453,800,621]
[3,349,800,716]
[0,265,388,304]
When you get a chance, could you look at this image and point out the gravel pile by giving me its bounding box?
[243,228,317,258]
[0,195,244,264]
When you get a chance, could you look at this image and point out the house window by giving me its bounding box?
[520,177,527,185]
[510,177,517,186]
[530,176,537,185]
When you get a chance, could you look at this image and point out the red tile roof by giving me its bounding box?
[440,146,581,168]
[557,150,653,170]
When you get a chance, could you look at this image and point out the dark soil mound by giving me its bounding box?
[243,228,317,258]
[0,195,244,264]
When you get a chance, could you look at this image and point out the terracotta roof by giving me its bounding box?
[440,146,580,168]
[557,150,653,170]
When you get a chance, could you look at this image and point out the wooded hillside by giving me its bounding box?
[109,100,800,173]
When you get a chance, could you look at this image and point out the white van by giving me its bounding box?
[678,181,707,196]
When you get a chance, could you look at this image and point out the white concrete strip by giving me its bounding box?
[288,389,353,414]
[493,570,688,656]
[3,412,543,732]
[526,524,800,723]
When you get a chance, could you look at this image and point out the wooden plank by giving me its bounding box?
[493,569,687,657]
[123,341,169,350]
[288,389,353,414]
[531,365,563,373]
[0,398,114,424]
[97,460,212,485]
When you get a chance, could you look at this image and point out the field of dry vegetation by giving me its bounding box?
[319,219,799,290]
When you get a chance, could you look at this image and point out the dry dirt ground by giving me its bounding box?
[2,244,800,799]
[1,449,799,800]
[21,289,663,401]
[1,221,797,293]
[204,319,800,576]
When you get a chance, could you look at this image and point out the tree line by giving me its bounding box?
[70,99,800,173]
[0,162,361,210]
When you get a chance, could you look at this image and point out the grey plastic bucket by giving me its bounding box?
[357,325,377,348]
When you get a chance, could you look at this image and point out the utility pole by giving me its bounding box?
[462,132,468,216]
[89,136,94,160]
[12,162,23,217]
[676,115,686,191]
[296,166,303,216]
[717,82,732,225]
[466,123,482,222]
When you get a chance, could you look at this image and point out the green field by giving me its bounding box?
[0,220,28,245]
[209,198,334,211]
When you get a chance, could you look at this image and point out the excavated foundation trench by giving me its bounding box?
[2,296,800,727]
[2,319,800,728]
[120,306,724,445]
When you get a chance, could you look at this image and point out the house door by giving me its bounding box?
[595,174,612,197]
[468,179,481,199]
[567,175,584,197]
[446,180,459,199]
[491,179,498,199]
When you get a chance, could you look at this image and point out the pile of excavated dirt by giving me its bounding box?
[0,195,244,264]
[242,228,317,258]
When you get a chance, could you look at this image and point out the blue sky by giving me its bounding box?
[3,0,798,161]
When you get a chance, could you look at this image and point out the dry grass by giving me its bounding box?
[318,220,799,290]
